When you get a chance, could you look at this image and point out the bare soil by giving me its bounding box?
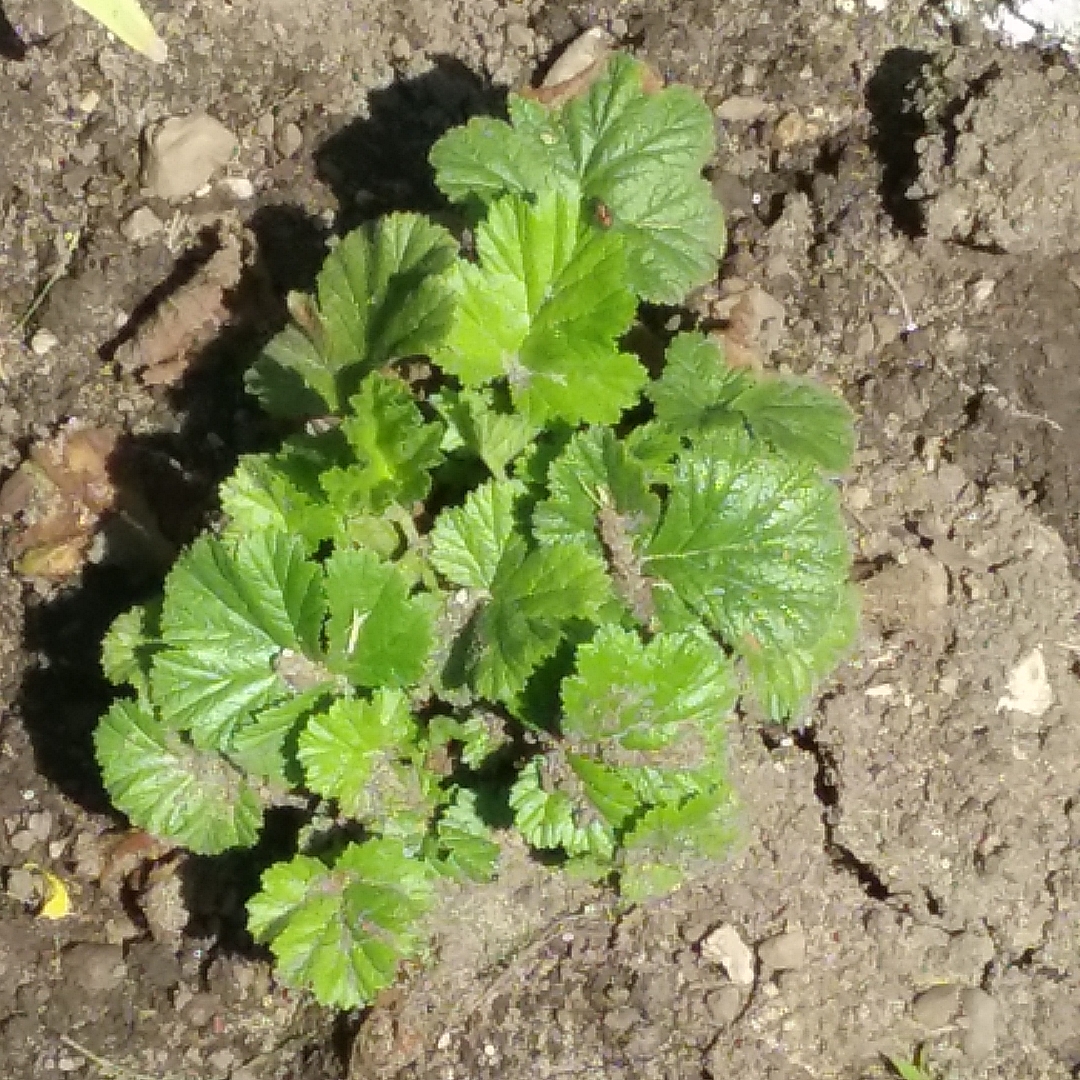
[1,1,1078,1078]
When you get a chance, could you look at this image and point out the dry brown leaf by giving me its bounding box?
[114,233,245,385]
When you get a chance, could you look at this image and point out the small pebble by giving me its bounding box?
[390,33,412,61]
[912,984,961,1029]
[5,867,39,903]
[120,206,165,244]
[700,924,755,985]
[219,176,255,199]
[757,927,807,972]
[29,329,59,356]
[275,122,304,159]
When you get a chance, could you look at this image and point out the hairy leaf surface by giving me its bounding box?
[95,699,263,854]
[247,839,435,1009]
[435,190,644,425]
[324,549,435,688]
[248,214,457,416]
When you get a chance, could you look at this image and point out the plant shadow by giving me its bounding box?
[11,56,499,942]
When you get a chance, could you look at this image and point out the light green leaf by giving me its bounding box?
[151,648,284,750]
[431,788,501,882]
[71,0,167,62]
[435,190,644,426]
[149,532,326,745]
[533,427,659,557]
[644,431,853,716]
[649,332,752,435]
[430,115,559,203]
[726,376,856,472]
[160,532,326,656]
[247,838,436,1009]
[431,55,724,303]
[561,625,734,759]
[95,699,263,855]
[324,549,436,688]
[219,453,338,551]
[101,603,159,694]
[473,539,612,704]
[227,688,334,783]
[324,372,444,514]
[743,585,859,721]
[297,690,419,819]
[620,785,739,900]
[432,387,537,478]
[652,333,856,471]
[509,758,614,858]
[248,214,457,416]
[429,478,523,591]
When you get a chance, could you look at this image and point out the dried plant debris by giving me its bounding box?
[0,423,171,582]
[113,232,247,386]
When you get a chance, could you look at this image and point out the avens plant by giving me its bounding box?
[94,54,857,1009]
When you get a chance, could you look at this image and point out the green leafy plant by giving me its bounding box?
[93,54,857,1010]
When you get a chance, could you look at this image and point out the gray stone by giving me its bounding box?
[142,113,237,200]
[757,927,807,972]
[912,984,961,1029]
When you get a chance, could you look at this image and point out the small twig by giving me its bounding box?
[15,228,80,333]
[57,1036,183,1080]
[870,262,919,334]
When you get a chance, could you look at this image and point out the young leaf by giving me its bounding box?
[324,548,435,688]
[227,688,334,784]
[429,114,560,204]
[561,625,735,757]
[297,690,421,819]
[649,332,752,436]
[160,532,325,656]
[644,431,853,716]
[652,333,856,471]
[429,478,523,591]
[533,427,660,558]
[101,602,159,695]
[248,214,457,416]
[430,788,501,882]
[431,55,724,303]
[150,532,326,745]
[435,190,645,426]
[561,55,723,300]
[509,758,615,858]
[472,538,612,704]
[432,387,537,478]
[247,838,436,1009]
[326,372,444,514]
[724,376,856,472]
[742,584,859,721]
[620,785,739,900]
[219,452,339,551]
[95,699,263,855]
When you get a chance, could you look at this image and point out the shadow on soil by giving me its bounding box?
[865,46,933,238]
[13,58,500,953]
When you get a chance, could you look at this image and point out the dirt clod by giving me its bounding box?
[141,113,239,201]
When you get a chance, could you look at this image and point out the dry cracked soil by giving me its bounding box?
[0,1,1078,1078]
